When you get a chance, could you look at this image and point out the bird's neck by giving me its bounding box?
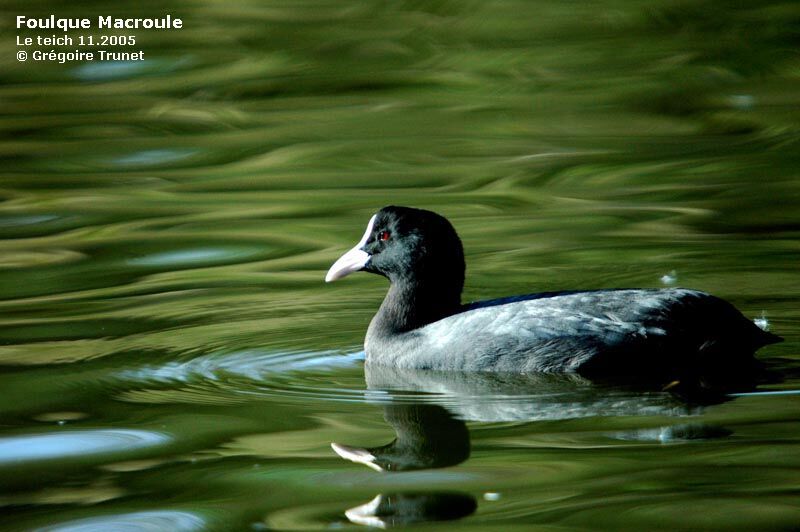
[370,277,462,335]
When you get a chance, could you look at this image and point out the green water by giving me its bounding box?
[1,0,800,530]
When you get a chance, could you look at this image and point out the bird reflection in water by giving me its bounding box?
[332,401,469,472]
[344,492,477,528]
[333,363,750,527]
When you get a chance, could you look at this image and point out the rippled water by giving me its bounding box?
[2,0,800,530]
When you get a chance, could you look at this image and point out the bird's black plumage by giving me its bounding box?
[326,206,781,379]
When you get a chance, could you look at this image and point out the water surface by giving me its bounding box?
[1,0,799,530]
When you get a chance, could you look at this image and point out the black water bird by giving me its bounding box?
[325,206,780,381]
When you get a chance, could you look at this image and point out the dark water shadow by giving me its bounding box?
[343,492,477,528]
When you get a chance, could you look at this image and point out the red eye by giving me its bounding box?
[378,230,391,241]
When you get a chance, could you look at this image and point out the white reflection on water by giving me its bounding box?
[118,349,364,384]
[35,510,205,532]
[0,214,59,227]
[73,56,193,81]
[126,247,257,267]
[0,429,170,464]
[111,148,197,167]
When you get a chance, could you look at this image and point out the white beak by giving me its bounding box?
[325,215,376,282]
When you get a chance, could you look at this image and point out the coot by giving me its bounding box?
[325,206,780,378]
